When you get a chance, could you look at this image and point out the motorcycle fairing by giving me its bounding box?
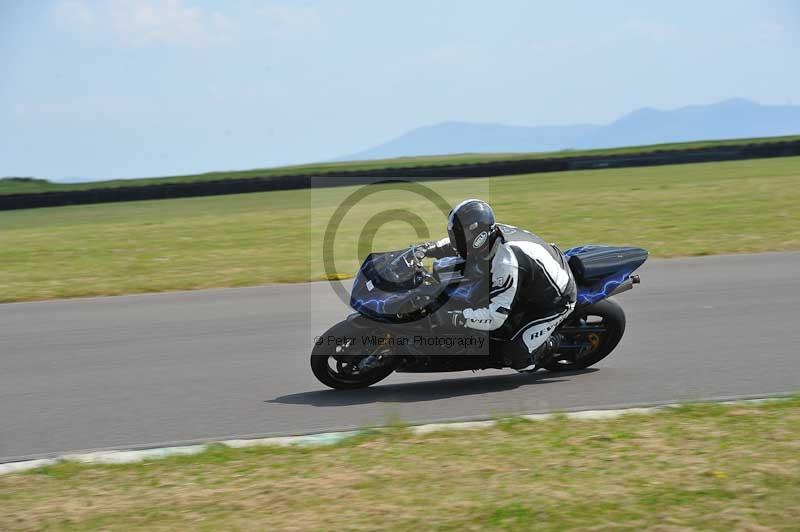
[350,245,648,320]
[350,251,448,323]
[564,245,648,305]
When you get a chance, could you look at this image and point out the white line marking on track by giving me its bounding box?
[0,397,789,475]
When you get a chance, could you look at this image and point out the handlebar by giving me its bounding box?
[385,246,426,283]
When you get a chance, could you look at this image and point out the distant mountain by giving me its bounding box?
[343,99,800,160]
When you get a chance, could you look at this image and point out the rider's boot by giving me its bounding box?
[515,333,562,373]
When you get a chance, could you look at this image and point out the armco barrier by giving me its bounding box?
[1,139,799,211]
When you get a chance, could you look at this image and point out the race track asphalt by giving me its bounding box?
[1,252,798,462]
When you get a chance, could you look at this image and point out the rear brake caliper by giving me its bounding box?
[587,333,601,352]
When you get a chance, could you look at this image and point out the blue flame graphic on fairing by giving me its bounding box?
[563,245,638,304]
[351,292,407,316]
[446,280,482,302]
[435,256,462,268]
[576,270,632,305]
[352,284,478,319]
[564,245,602,258]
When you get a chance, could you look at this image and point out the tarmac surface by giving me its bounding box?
[2,252,798,462]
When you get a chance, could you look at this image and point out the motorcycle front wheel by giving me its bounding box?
[310,320,397,390]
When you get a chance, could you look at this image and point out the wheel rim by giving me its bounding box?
[549,313,609,367]
[324,340,391,384]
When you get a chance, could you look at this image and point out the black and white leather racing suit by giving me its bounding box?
[426,223,577,365]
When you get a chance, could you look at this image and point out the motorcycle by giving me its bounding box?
[311,243,648,389]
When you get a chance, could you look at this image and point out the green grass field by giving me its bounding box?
[2,135,798,195]
[2,398,798,531]
[1,156,799,303]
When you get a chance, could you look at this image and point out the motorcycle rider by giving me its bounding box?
[418,199,577,371]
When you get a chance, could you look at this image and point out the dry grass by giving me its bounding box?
[1,156,799,302]
[1,398,799,531]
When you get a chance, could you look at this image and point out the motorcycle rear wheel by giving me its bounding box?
[543,298,626,372]
[311,320,397,390]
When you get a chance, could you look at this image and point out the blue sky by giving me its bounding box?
[1,0,798,181]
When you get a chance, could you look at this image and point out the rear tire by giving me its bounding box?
[543,298,626,372]
[310,321,397,390]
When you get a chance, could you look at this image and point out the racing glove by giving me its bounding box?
[414,242,437,260]
[416,238,455,259]
[447,310,466,328]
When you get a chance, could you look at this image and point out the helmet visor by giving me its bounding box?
[447,219,468,259]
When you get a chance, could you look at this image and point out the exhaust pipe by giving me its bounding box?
[609,274,640,297]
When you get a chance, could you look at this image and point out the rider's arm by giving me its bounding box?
[462,255,519,331]
[421,237,456,259]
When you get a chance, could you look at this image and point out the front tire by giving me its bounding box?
[311,320,397,390]
[543,298,626,372]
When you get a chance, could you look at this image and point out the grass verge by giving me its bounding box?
[1,156,799,302]
[2,135,798,195]
[1,397,798,530]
